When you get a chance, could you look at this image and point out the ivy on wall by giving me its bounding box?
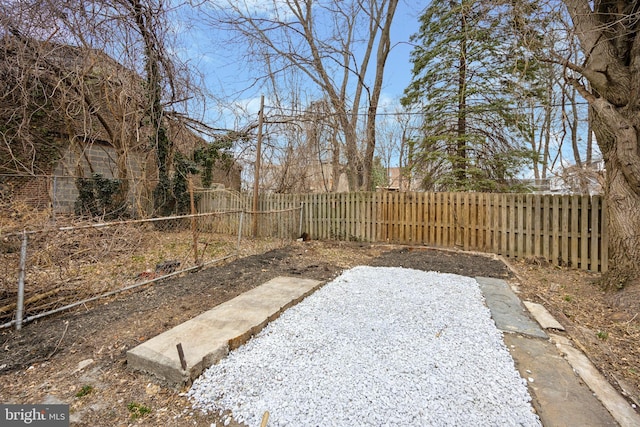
[74,173,127,219]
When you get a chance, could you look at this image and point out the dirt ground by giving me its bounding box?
[0,240,638,426]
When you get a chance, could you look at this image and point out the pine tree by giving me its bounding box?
[402,0,538,192]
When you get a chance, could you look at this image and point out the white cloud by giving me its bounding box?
[209,0,301,21]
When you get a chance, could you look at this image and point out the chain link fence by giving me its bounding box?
[0,206,302,330]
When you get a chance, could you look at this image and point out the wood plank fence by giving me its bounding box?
[198,191,608,272]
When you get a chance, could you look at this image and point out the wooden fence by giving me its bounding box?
[198,190,608,272]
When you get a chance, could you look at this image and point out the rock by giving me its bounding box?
[74,358,94,373]
[146,383,161,396]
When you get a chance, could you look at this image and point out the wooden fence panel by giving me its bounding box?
[196,190,607,272]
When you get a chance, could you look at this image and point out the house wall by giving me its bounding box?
[7,142,241,217]
[52,142,149,215]
[210,161,242,192]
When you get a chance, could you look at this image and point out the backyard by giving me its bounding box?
[0,239,638,426]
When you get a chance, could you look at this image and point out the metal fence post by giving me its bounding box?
[16,231,28,330]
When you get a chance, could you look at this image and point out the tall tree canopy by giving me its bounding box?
[402,0,539,192]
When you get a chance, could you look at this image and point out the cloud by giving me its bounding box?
[209,0,300,21]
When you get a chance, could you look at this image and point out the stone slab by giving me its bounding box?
[127,276,322,385]
[523,301,565,331]
[504,333,619,427]
[551,334,640,427]
[475,277,547,339]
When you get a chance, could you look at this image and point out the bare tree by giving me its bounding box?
[374,104,419,191]
[200,0,398,191]
[1,0,207,216]
[238,95,344,194]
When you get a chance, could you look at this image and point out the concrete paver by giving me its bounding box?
[476,276,547,338]
[127,276,322,385]
[552,334,640,427]
[476,276,639,427]
[505,333,618,427]
[523,301,565,331]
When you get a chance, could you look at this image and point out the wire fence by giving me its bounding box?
[0,207,303,330]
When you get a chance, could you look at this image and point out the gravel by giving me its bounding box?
[189,266,542,427]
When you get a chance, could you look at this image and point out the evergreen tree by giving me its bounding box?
[402,0,538,192]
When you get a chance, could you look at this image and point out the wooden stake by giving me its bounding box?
[260,411,269,427]
[189,177,199,264]
[176,343,187,371]
[252,94,265,237]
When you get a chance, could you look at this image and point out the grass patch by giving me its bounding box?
[127,402,151,420]
[75,385,93,398]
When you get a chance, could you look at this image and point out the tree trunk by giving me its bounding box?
[604,163,640,290]
[562,0,640,307]
[362,0,398,191]
[341,120,362,191]
[592,105,640,300]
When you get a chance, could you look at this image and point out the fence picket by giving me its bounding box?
[581,196,589,270]
[571,195,580,268]
[538,196,551,259]
[195,190,607,272]
[601,197,608,272]
[561,196,570,266]
[551,196,560,265]
[517,194,524,259]
[590,196,600,271]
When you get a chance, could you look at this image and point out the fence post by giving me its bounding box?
[16,231,28,331]
[189,178,199,264]
[237,211,244,253]
[298,203,304,238]
[51,176,57,223]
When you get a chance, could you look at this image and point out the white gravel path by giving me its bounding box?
[189,266,542,427]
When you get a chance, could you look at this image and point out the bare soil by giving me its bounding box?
[0,241,638,426]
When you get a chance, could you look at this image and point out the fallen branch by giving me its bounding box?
[0,288,62,315]
[47,320,69,359]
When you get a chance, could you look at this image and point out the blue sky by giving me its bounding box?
[171,1,424,128]
[168,1,595,178]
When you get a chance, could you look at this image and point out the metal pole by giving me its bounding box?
[16,231,27,330]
